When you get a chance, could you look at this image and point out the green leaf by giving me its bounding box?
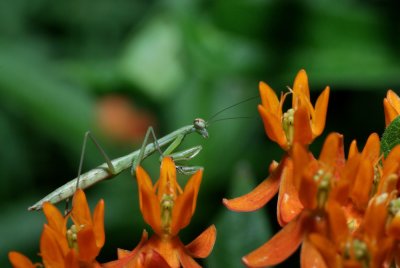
[381,116,400,157]
[119,16,185,101]
[205,162,273,268]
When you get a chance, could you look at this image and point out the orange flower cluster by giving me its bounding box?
[225,70,400,267]
[9,189,104,268]
[9,157,215,268]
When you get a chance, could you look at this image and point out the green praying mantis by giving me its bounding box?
[28,118,209,211]
[28,96,256,211]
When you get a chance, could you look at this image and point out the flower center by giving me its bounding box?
[161,194,174,236]
[313,169,332,210]
[282,108,294,147]
[389,197,400,216]
[344,239,370,268]
[67,224,78,250]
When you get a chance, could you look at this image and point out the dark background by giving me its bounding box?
[1,0,399,267]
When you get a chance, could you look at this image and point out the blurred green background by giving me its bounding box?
[0,0,399,267]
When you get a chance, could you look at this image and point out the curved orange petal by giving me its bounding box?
[185,225,216,258]
[259,81,280,115]
[136,166,162,235]
[258,105,288,149]
[64,250,80,268]
[76,227,100,262]
[8,252,36,268]
[308,233,338,268]
[319,132,344,171]
[348,140,359,159]
[388,215,400,239]
[242,216,304,267]
[277,159,303,226]
[360,133,380,163]
[350,158,374,210]
[299,167,319,210]
[364,194,388,240]
[158,157,178,199]
[92,199,105,248]
[326,201,348,247]
[312,86,330,136]
[383,98,398,127]
[387,89,400,111]
[293,106,313,145]
[301,237,327,268]
[177,249,201,268]
[223,160,283,212]
[291,143,312,189]
[71,189,92,226]
[144,250,172,268]
[171,170,202,235]
[293,69,310,104]
[43,201,67,235]
[40,225,66,268]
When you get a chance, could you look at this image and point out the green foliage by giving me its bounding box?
[381,116,400,157]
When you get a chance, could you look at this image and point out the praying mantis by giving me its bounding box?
[28,96,256,211]
[28,118,209,211]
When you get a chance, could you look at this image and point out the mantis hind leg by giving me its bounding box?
[65,131,116,214]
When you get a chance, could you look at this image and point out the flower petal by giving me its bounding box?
[178,249,201,268]
[312,86,330,136]
[71,189,92,226]
[348,140,359,159]
[64,250,80,268]
[242,216,304,267]
[8,252,36,268]
[277,159,303,226]
[136,165,162,235]
[158,156,178,199]
[258,105,288,149]
[223,161,283,212]
[40,225,66,268]
[383,98,398,127]
[301,238,327,268]
[350,158,374,210]
[360,133,380,163]
[144,250,172,268]
[171,169,202,235]
[385,89,400,126]
[185,225,216,258]
[259,81,280,115]
[319,132,344,172]
[43,201,67,235]
[93,199,105,248]
[387,89,400,111]
[293,106,313,146]
[293,69,310,104]
[76,227,100,262]
[308,233,338,268]
[326,201,348,247]
[364,194,389,240]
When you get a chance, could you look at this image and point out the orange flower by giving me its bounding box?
[258,69,330,150]
[104,157,216,268]
[239,133,344,267]
[223,158,302,226]
[383,89,400,127]
[9,189,105,268]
